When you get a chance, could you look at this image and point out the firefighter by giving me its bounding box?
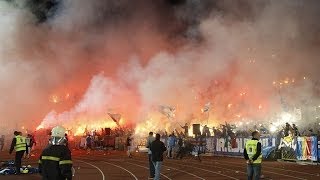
[9,131,28,175]
[39,126,73,180]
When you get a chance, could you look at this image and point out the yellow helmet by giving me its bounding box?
[51,126,66,138]
[21,168,29,174]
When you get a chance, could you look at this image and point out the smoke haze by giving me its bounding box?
[1,0,319,135]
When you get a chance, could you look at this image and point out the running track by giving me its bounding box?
[1,150,319,180]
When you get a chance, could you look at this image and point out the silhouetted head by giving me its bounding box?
[252,131,260,140]
[155,133,160,140]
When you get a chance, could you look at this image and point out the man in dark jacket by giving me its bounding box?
[146,132,155,179]
[150,133,167,180]
[39,126,72,180]
[0,135,5,151]
[175,136,184,159]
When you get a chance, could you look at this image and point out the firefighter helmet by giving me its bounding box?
[51,126,66,138]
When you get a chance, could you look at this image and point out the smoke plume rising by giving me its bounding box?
[1,0,319,135]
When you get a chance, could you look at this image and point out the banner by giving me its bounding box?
[205,137,215,153]
[158,105,175,119]
[278,136,297,160]
[215,137,276,156]
[212,135,317,161]
[202,102,211,113]
[309,136,317,161]
[297,136,318,161]
[318,137,320,162]
[107,113,121,126]
[296,137,306,160]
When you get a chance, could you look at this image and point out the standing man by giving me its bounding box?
[284,123,291,136]
[86,134,93,154]
[39,126,72,180]
[292,124,300,136]
[244,131,262,180]
[25,134,31,159]
[126,134,133,158]
[9,131,28,175]
[202,125,211,137]
[146,132,155,179]
[167,133,176,158]
[150,133,167,180]
[0,135,5,151]
[181,123,189,137]
[175,135,184,159]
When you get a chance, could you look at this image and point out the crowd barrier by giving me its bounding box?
[6,132,317,163]
[210,135,319,163]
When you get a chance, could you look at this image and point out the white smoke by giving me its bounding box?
[0,0,319,136]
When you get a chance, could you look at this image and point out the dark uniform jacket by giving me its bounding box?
[150,139,167,162]
[39,145,72,180]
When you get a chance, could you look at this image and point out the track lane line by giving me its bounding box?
[82,153,172,180]
[126,162,172,180]
[129,158,238,180]
[76,159,105,180]
[133,155,308,180]
[162,165,206,180]
[128,159,205,180]
[175,163,239,180]
[210,158,319,176]
[91,153,238,179]
[102,161,138,180]
[175,158,308,180]
[76,155,170,179]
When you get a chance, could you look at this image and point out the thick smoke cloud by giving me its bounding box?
[1,0,319,135]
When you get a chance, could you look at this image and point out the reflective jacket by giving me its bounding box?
[39,145,72,180]
[245,139,262,164]
[9,135,27,154]
[151,139,167,162]
[15,135,27,152]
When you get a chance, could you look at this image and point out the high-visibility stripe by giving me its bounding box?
[38,160,42,164]
[59,160,73,165]
[42,156,60,161]
[245,140,262,164]
[16,144,25,147]
[15,135,27,152]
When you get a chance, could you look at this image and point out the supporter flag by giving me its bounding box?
[309,136,318,161]
[296,137,306,160]
[318,138,320,162]
[202,102,211,113]
[231,137,238,148]
[108,113,121,126]
[158,105,175,119]
[297,136,318,161]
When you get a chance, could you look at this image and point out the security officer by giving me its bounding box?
[39,126,73,180]
[9,131,28,175]
[244,131,262,180]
